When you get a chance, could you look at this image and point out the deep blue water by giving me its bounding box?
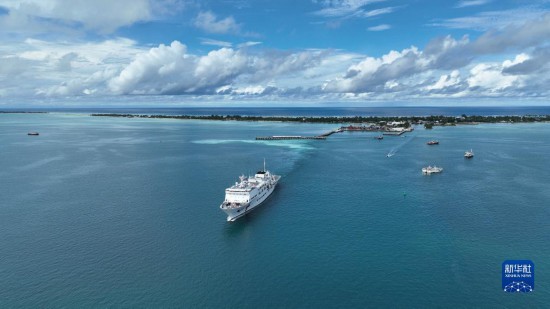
[1,112,550,307]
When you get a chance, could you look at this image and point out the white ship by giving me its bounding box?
[422,165,443,175]
[220,161,281,222]
[464,149,474,158]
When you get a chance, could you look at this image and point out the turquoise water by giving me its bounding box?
[1,113,549,307]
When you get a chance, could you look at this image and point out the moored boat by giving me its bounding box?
[422,165,443,174]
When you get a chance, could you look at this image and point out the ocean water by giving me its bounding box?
[1,112,550,307]
[9,105,550,116]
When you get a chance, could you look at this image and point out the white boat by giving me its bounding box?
[220,160,281,222]
[464,149,474,158]
[422,165,443,174]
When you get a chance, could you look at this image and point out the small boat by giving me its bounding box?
[464,149,474,158]
[27,132,39,136]
[427,140,439,145]
[422,165,443,174]
[375,135,384,140]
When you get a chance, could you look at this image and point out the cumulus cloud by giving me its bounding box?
[56,52,78,72]
[109,41,196,94]
[107,41,330,95]
[503,49,550,75]
[467,63,521,91]
[323,47,426,93]
[426,70,462,91]
[2,9,550,103]
[323,13,550,97]
[0,38,143,97]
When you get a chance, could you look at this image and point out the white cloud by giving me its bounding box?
[312,0,386,17]
[368,24,391,31]
[0,38,143,97]
[363,7,395,18]
[455,0,491,8]
[109,41,196,94]
[0,0,156,34]
[425,70,461,91]
[502,53,530,70]
[194,11,241,35]
[433,8,547,31]
[2,10,550,103]
[467,63,520,91]
[238,41,262,48]
[503,48,550,75]
[200,38,232,48]
[322,14,550,98]
[471,13,550,54]
[107,41,332,95]
[323,47,425,93]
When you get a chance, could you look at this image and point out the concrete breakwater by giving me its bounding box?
[255,136,326,140]
[256,126,414,140]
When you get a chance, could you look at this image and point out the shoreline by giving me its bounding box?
[89,113,550,126]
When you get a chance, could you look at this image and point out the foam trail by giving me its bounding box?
[193,139,313,150]
[386,134,416,157]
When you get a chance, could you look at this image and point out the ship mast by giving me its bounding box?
[263,158,266,172]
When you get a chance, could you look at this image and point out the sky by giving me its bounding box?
[0,0,549,106]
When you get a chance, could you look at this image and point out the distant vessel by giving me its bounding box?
[464,149,474,158]
[427,140,439,145]
[422,166,443,174]
[220,160,281,222]
[375,135,384,140]
[27,132,39,136]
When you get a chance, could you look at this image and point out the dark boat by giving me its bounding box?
[27,132,39,136]
[427,140,439,145]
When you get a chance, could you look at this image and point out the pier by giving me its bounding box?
[256,126,413,141]
[317,128,344,137]
[383,131,406,136]
[255,136,326,140]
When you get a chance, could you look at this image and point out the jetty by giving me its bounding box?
[317,128,344,137]
[256,135,326,140]
[383,131,406,136]
[256,126,414,141]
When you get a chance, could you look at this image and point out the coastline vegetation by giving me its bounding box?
[90,113,550,125]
